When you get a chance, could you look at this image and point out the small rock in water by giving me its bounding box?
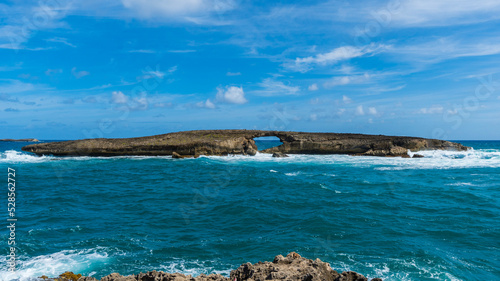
[412,154,424,158]
[272,152,289,158]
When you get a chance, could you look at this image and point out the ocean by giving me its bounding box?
[0,140,499,281]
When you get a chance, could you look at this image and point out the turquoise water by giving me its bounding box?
[0,140,499,280]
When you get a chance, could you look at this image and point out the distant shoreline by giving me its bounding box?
[0,138,39,142]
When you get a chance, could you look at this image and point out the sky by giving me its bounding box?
[1,0,500,140]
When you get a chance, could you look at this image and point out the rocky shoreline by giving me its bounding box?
[22,129,468,157]
[40,252,381,281]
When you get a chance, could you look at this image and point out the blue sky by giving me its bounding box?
[1,0,500,140]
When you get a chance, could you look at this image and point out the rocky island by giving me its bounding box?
[41,252,381,281]
[22,129,467,157]
[22,130,468,158]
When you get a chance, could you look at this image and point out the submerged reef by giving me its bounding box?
[22,129,468,157]
[40,252,382,281]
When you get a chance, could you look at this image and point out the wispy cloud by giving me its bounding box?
[128,49,157,54]
[0,80,38,94]
[390,38,500,64]
[324,74,371,88]
[196,99,216,109]
[110,91,128,104]
[254,78,300,96]
[289,44,388,72]
[308,83,318,91]
[120,0,236,22]
[390,0,500,27]
[167,50,196,53]
[416,105,444,114]
[46,37,76,48]
[72,67,90,79]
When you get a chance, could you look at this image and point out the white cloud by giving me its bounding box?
[368,107,377,115]
[254,78,300,96]
[216,86,247,104]
[72,67,90,79]
[0,80,37,94]
[226,71,241,76]
[390,38,500,64]
[309,113,317,121]
[0,2,70,50]
[342,95,352,104]
[111,91,128,104]
[197,99,216,109]
[417,106,444,114]
[308,83,318,91]
[45,69,63,76]
[324,74,370,88]
[356,105,364,116]
[121,0,235,19]
[292,44,388,71]
[141,65,177,80]
[390,0,500,27]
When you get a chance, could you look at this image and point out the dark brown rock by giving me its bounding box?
[412,154,424,158]
[272,152,289,157]
[335,271,368,281]
[77,277,99,281]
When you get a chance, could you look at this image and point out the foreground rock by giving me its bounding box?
[41,253,381,281]
[22,129,468,157]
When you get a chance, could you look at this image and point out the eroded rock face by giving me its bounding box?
[45,253,381,281]
[22,130,468,157]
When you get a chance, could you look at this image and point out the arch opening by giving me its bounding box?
[253,136,283,151]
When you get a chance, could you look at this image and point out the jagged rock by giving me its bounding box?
[412,154,424,158]
[43,253,381,281]
[22,129,468,157]
[272,152,289,158]
[172,152,183,159]
[77,277,98,281]
[230,252,341,281]
[100,273,136,281]
[335,271,368,281]
[245,146,257,156]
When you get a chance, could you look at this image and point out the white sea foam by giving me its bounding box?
[0,248,109,281]
[330,255,461,281]
[159,259,231,277]
[0,150,56,163]
[2,147,500,169]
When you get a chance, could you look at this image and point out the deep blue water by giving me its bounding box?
[0,140,499,280]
